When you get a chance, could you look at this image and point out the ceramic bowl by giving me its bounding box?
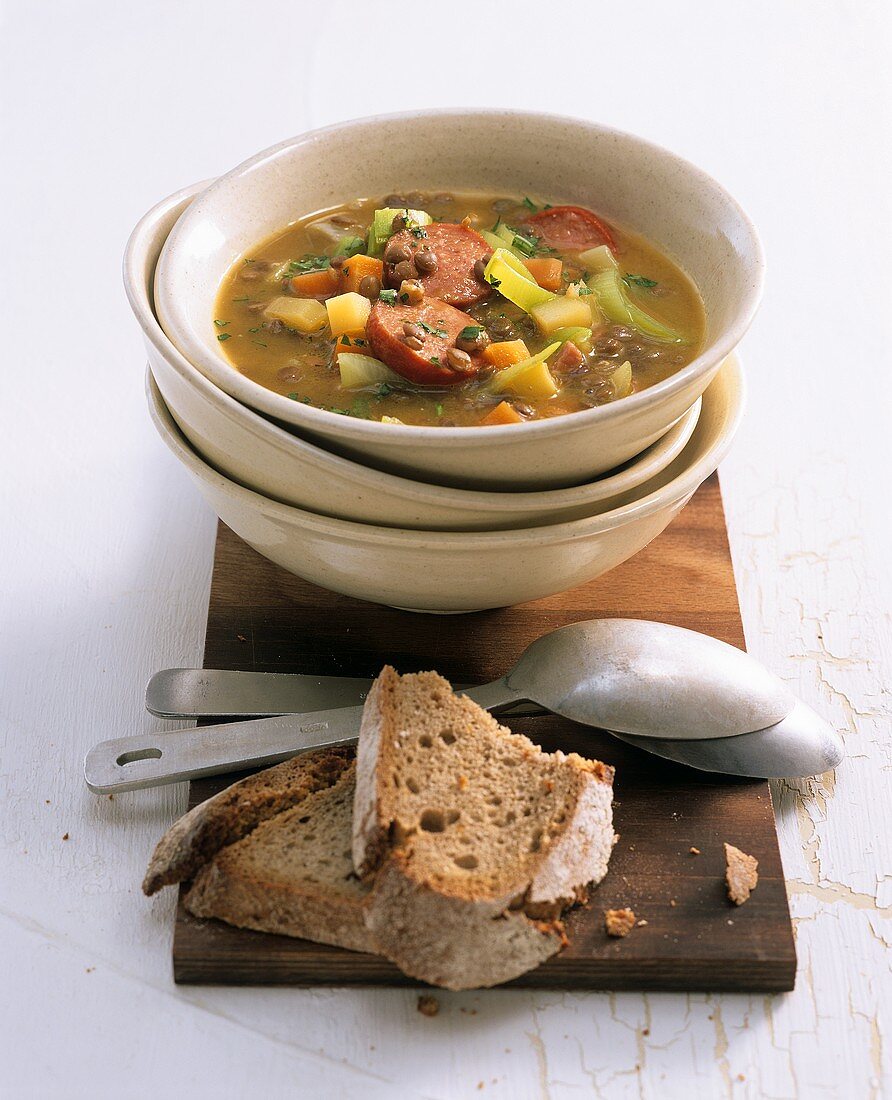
[145,357,745,613]
[154,110,762,490]
[127,185,701,531]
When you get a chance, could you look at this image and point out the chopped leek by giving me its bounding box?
[529,295,593,335]
[495,222,516,248]
[611,360,633,398]
[587,268,683,343]
[333,235,366,258]
[484,249,554,313]
[485,341,561,395]
[338,353,402,389]
[577,244,618,274]
[367,207,432,255]
[480,229,508,253]
[550,326,594,350]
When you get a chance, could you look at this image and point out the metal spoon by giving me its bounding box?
[147,620,796,740]
[84,620,842,791]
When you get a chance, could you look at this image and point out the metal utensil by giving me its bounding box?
[145,620,795,740]
[84,694,841,793]
[84,620,842,792]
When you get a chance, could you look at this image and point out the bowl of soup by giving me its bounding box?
[127,182,703,531]
[145,356,745,612]
[154,111,762,490]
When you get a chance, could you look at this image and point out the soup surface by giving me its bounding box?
[214,191,705,427]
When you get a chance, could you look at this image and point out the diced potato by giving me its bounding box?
[511,360,559,401]
[529,295,593,335]
[611,360,633,399]
[577,244,618,273]
[482,340,531,368]
[325,292,371,337]
[264,296,327,333]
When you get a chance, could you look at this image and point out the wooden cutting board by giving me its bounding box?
[173,474,796,992]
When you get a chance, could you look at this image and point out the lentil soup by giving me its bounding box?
[214,192,705,427]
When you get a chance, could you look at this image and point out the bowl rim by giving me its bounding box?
[125,181,702,514]
[146,354,746,549]
[153,108,764,449]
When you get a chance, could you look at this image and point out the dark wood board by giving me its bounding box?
[173,474,796,992]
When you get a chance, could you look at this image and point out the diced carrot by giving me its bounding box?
[334,333,374,357]
[479,401,523,426]
[522,257,563,292]
[339,255,384,294]
[286,267,340,298]
[482,340,531,369]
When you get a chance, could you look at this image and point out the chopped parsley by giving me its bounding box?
[252,340,268,348]
[213,319,230,328]
[418,320,448,338]
[340,335,352,346]
[429,356,441,366]
[231,296,250,303]
[376,382,393,397]
[623,273,658,289]
[379,289,398,305]
[576,285,593,296]
[487,275,502,290]
[399,291,409,303]
[522,196,538,212]
[458,325,485,342]
[217,333,232,342]
[435,403,444,418]
[288,254,331,274]
[410,225,428,239]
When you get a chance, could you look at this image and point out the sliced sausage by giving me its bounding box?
[382,223,492,307]
[521,205,617,253]
[367,299,486,386]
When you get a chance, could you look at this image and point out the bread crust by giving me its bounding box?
[143,748,353,896]
[352,667,615,989]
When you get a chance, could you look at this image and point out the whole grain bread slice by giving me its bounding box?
[352,666,615,989]
[185,761,376,953]
[143,747,353,896]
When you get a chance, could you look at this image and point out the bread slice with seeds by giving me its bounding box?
[353,666,615,989]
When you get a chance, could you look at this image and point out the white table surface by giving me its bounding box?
[2,2,890,1096]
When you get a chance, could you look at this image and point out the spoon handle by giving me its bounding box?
[146,668,543,720]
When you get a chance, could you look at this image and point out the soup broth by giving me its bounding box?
[214,191,705,427]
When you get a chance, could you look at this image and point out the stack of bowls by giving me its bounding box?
[125,113,761,613]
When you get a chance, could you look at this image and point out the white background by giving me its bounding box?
[2,2,891,1096]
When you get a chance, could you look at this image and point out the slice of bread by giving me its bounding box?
[143,747,353,896]
[352,666,615,989]
[185,760,376,954]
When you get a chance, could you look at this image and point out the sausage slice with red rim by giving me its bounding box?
[367,299,486,386]
[383,222,492,307]
[521,205,618,253]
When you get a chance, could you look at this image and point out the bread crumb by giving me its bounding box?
[457,775,468,791]
[417,994,440,1017]
[724,842,759,904]
[689,846,700,855]
[605,908,636,937]
[62,833,69,841]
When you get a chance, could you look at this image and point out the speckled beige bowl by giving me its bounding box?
[145,357,745,613]
[127,184,701,531]
[154,111,761,490]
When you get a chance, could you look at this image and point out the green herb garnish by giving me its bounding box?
[435,403,444,417]
[458,325,485,342]
[252,340,268,348]
[623,273,658,289]
[522,196,538,213]
[376,382,393,397]
[429,356,441,365]
[410,226,428,239]
[379,289,398,305]
[341,335,352,346]
[418,320,447,338]
[488,275,502,290]
[217,333,232,342]
[510,230,538,258]
[288,254,331,274]
[213,319,230,328]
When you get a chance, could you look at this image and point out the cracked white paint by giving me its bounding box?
[2,2,891,1097]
